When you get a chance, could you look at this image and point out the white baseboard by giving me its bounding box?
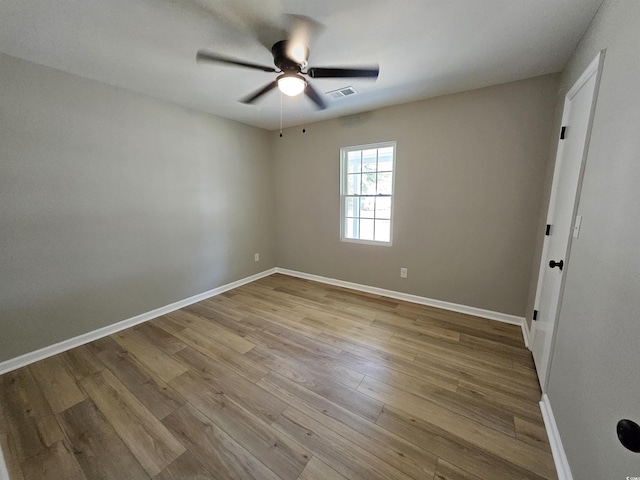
[0,265,528,375]
[521,321,531,349]
[275,268,525,327]
[540,394,573,480]
[0,268,277,375]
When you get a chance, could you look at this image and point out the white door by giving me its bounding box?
[531,51,604,391]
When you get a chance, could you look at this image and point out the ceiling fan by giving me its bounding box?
[196,18,379,110]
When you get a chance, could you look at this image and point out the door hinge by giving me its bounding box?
[533,309,538,321]
[545,224,551,236]
[560,126,567,139]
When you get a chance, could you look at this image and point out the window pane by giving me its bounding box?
[362,149,377,172]
[347,151,361,173]
[360,219,374,241]
[361,172,377,195]
[377,172,393,195]
[344,217,358,239]
[360,197,374,218]
[347,174,361,194]
[375,196,391,219]
[378,147,393,171]
[345,197,356,217]
[374,220,390,242]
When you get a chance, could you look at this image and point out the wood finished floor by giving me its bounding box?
[0,274,557,480]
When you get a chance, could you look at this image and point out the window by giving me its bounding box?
[340,141,396,245]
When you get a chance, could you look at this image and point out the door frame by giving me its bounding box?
[530,50,606,392]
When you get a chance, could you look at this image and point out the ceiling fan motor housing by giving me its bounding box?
[271,40,306,72]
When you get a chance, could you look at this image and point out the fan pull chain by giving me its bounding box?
[279,91,283,138]
[302,89,307,133]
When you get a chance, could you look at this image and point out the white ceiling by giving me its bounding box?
[0,0,603,130]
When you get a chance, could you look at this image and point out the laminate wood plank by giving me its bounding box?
[298,310,393,341]
[372,316,461,342]
[514,417,552,453]
[415,350,541,397]
[224,291,310,322]
[391,332,515,370]
[200,296,249,322]
[377,406,549,480]
[0,405,25,480]
[152,315,188,336]
[258,371,437,480]
[240,324,337,363]
[240,314,343,358]
[512,351,539,371]
[251,285,378,328]
[57,399,149,480]
[316,332,417,363]
[20,440,86,480]
[80,369,185,477]
[0,274,556,480]
[241,304,323,338]
[240,330,362,389]
[0,368,64,461]
[395,299,522,334]
[413,311,524,346]
[166,309,256,354]
[335,350,458,392]
[60,344,104,381]
[184,301,258,338]
[154,451,213,480]
[273,407,414,480]
[341,360,515,436]
[96,347,186,420]
[434,458,482,480]
[321,286,401,310]
[175,346,287,423]
[134,322,187,355]
[172,327,269,383]
[161,403,281,480]
[247,338,363,389]
[168,370,310,480]
[297,456,349,480]
[456,381,544,426]
[358,377,556,479]
[1,434,25,480]
[246,345,381,422]
[30,355,86,414]
[111,329,188,384]
[239,281,373,323]
[458,333,532,363]
[315,330,418,362]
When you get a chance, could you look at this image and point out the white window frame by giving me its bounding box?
[339,141,396,246]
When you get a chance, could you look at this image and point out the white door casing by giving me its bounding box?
[531,51,605,392]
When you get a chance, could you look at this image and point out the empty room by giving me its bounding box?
[1,1,639,479]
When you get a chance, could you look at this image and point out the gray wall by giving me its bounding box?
[273,75,559,317]
[0,53,276,362]
[544,1,640,477]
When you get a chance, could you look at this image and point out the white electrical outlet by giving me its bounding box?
[254,253,260,262]
[400,267,407,278]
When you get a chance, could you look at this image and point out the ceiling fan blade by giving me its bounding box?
[196,50,276,73]
[307,66,379,79]
[240,81,278,104]
[304,82,327,110]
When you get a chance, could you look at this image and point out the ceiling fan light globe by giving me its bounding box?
[278,76,306,96]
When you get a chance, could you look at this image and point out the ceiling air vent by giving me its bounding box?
[326,86,357,99]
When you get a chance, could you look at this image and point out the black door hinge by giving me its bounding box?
[560,126,567,139]
[545,224,551,236]
[533,310,538,321]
